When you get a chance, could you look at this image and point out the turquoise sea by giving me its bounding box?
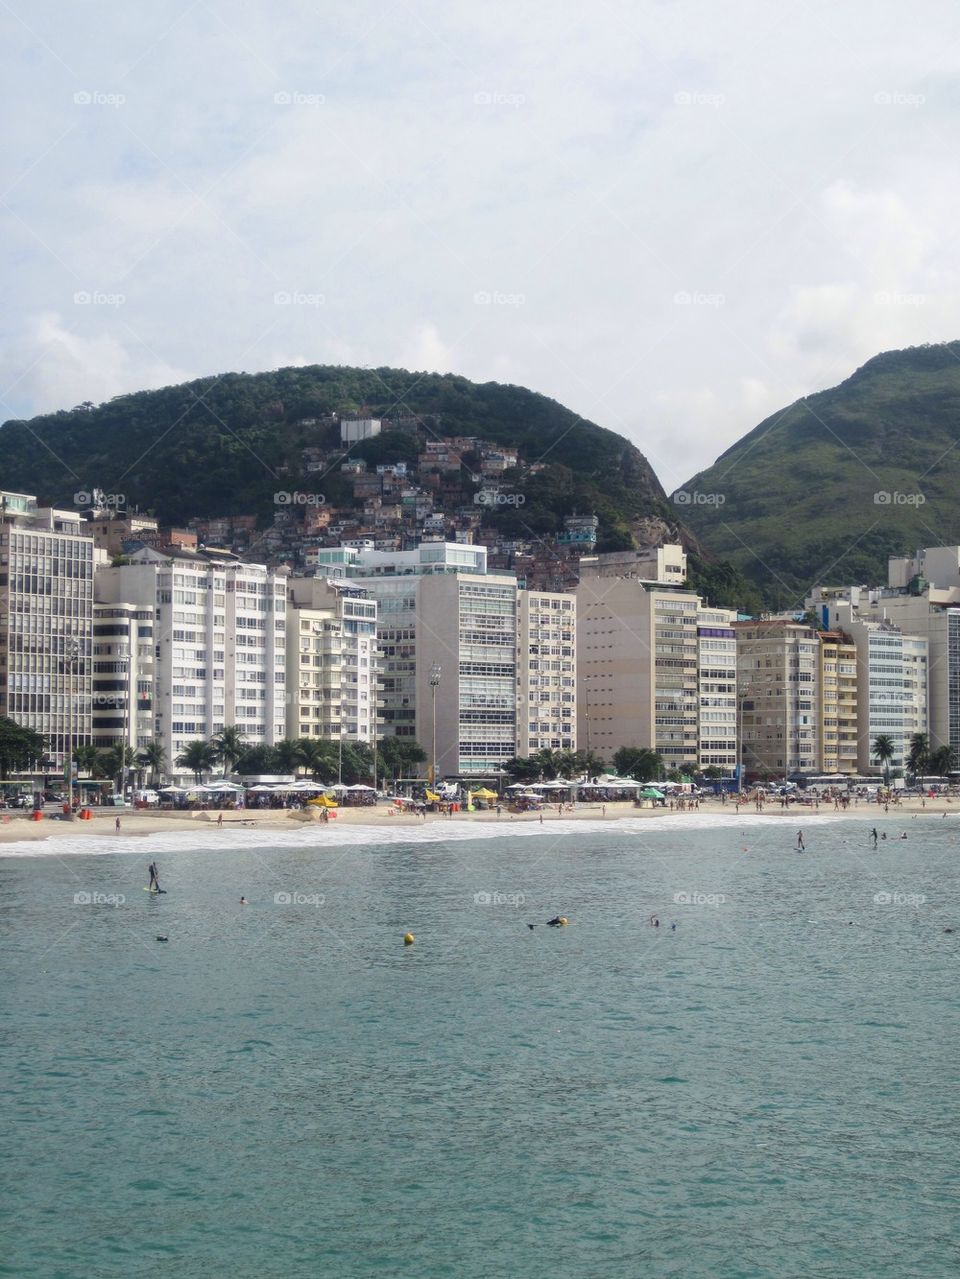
[2,813,959,1278]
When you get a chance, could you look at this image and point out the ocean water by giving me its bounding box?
[2,813,959,1278]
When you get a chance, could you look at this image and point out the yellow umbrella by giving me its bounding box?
[470,787,498,800]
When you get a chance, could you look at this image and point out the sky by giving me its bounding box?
[3,0,959,495]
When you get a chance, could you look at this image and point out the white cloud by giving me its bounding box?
[3,0,960,487]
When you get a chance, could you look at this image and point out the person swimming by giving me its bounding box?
[240,896,248,906]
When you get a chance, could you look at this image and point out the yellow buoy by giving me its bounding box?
[403,932,415,945]
[558,917,568,926]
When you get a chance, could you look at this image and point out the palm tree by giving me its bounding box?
[138,740,167,787]
[274,738,307,775]
[872,734,896,784]
[176,740,218,785]
[297,737,340,782]
[929,744,956,777]
[73,744,99,776]
[907,732,930,780]
[211,725,247,777]
[97,744,137,790]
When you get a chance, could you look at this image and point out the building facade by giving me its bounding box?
[0,493,95,770]
[817,630,858,774]
[95,548,287,778]
[516,590,577,756]
[576,551,700,771]
[697,607,738,773]
[91,601,155,753]
[734,620,819,779]
[286,577,378,742]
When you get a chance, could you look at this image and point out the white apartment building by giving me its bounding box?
[286,577,378,742]
[516,590,577,756]
[91,601,155,752]
[95,548,287,777]
[0,492,95,769]
[316,543,518,777]
[697,607,738,773]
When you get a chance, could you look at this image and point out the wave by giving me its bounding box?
[0,809,848,859]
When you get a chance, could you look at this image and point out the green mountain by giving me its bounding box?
[1,364,763,610]
[3,365,668,536]
[676,342,960,606]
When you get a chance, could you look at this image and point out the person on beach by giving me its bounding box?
[217,812,223,827]
[115,816,121,833]
[796,830,805,851]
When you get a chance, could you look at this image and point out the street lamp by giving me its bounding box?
[429,662,441,786]
[64,638,80,820]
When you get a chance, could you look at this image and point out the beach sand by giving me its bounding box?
[0,794,954,846]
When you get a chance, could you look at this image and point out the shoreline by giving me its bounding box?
[0,795,955,849]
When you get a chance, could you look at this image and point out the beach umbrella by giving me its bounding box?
[640,788,665,799]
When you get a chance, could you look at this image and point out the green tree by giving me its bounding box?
[375,737,426,783]
[929,745,956,777]
[296,738,341,782]
[0,717,47,779]
[235,743,280,775]
[872,734,896,783]
[613,746,664,782]
[211,725,248,775]
[137,740,167,786]
[176,740,218,784]
[97,744,138,790]
[502,755,542,784]
[274,738,307,774]
[73,744,99,776]
[907,732,930,779]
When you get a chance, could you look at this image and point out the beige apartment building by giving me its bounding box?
[576,550,700,772]
[697,607,738,773]
[734,620,819,779]
[817,630,858,774]
[285,577,378,742]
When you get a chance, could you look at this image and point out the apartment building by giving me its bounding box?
[817,630,858,774]
[316,543,518,777]
[0,492,95,769]
[576,550,700,771]
[697,607,738,773]
[91,601,155,752]
[95,547,287,777]
[733,620,819,779]
[516,590,577,756]
[286,577,378,742]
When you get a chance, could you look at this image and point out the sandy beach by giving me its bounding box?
[1,794,955,845]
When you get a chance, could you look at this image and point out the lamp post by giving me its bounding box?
[64,638,80,820]
[429,662,441,786]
